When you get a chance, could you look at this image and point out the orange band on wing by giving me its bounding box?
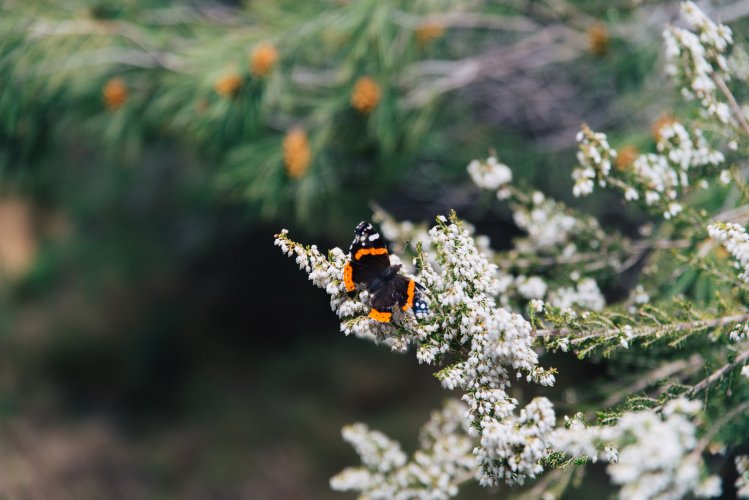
[401,279,416,311]
[343,261,355,292]
[354,247,388,260]
[368,308,392,322]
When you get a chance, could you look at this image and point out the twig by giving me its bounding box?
[689,399,749,460]
[535,313,749,339]
[603,354,702,408]
[713,74,749,141]
[690,347,749,396]
[392,10,539,32]
[711,204,749,224]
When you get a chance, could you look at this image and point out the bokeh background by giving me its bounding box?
[1,0,747,498]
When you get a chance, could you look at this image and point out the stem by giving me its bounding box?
[535,313,749,339]
[602,354,703,408]
[713,74,749,141]
[689,399,749,460]
[690,348,749,396]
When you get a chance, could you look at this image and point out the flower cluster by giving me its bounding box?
[572,120,722,219]
[513,192,585,251]
[330,400,477,499]
[664,2,733,124]
[420,216,556,485]
[657,121,723,170]
[572,124,616,197]
[730,322,749,343]
[737,455,749,497]
[515,275,548,300]
[547,277,605,312]
[276,214,557,490]
[553,398,721,499]
[466,158,614,269]
[708,222,749,283]
[467,156,513,194]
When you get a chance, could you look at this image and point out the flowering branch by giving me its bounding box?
[276,3,749,498]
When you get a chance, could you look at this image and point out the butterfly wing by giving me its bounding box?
[343,221,390,292]
[368,274,408,323]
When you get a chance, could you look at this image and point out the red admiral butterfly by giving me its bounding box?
[343,221,429,322]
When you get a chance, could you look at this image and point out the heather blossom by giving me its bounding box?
[737,456,749,497]
[552,399,721,499]
[708,222,749,284]
[275,213,556,491]
[467,156,512,191]
[664,1,733,124]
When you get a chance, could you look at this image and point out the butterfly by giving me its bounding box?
[343,221,429,322]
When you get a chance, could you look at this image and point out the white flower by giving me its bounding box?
[632,284,650,305]
[708,222,749,283]
[695,476,722,498]
[720,169,732,185]
[530,299,545,312]
[331,400,478,499]
[664,2,733,125]
[512,196,595,251]
[624,187,639,201]
[553,398,717,499]
[603,445,619,464]
[730,322,749,343]
[516,275,548,300]
[573,125,616,197]
[340,423,407,473]
[468,156,513,191]
[736,455,749,498]
[548,278,606,311]
[741,365,749,379]
[665,202,683,219]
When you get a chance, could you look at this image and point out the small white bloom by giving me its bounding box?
[516,275,548,300]
[553,398,715,499]
[736,455,749,497]
[709,222,749,283]
[530,299,545,312]
[720,169,732,185]
[468,156,513,190]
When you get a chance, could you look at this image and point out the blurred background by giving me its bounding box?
[1,0,747,498]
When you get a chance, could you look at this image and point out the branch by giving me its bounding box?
[713,74,749,141]
[535,313,749,340]
[602,354,703,408]
[689,399,749,460]
[690,347,749,396]
[392,10,540,32]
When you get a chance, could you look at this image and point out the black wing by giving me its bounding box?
[368,274,409,322]
[343,221,390,292]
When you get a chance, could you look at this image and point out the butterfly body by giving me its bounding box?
[343,222,428,322]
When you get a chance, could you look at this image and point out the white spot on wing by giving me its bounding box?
[368,233,380,241]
